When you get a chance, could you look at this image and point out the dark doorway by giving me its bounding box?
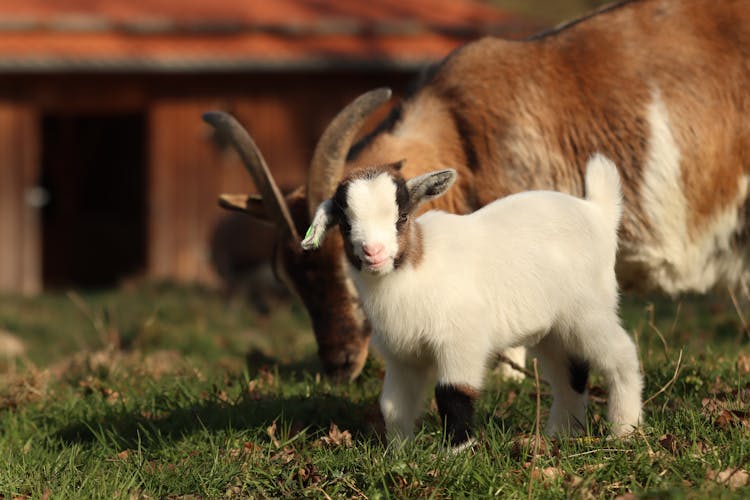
[41,114,147,288]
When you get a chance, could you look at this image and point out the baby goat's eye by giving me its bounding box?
[340,221,352,233]
[397,213,408,225]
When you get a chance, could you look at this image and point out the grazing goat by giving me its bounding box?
[301,155,643,447]
[205,0,750,381]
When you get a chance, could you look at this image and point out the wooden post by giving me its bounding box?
[0,102,40,295]
[148,100,223,284]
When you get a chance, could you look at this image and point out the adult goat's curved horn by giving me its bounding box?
[307,87,392,216]
[203,111,300,242]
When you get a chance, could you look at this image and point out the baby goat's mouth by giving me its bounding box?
[363,255,392,273]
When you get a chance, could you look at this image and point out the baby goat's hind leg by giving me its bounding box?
[498,346,526,381]
[576,314,643,437]
[533,335,589,436]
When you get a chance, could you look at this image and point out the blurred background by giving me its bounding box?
[0,0,608,300]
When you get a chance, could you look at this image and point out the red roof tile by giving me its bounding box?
[0,0,536,72]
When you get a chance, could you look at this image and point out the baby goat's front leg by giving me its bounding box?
[379,357,434,443]
[435,346,488,450]
[435,383,479,450]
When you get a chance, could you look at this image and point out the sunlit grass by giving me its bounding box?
[1,283,749,497]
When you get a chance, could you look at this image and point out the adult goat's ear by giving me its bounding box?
[301,199,337,250]
[406,169,457,211]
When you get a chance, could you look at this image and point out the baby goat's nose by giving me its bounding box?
[362,242,385,258]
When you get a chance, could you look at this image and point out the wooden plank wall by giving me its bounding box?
[149,100,219,283]
[0,102,40,294]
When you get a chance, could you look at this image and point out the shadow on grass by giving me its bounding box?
[54,353,384,450]
[55,393,380,450]
[244,349,322,381]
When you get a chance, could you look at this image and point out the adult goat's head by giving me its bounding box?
[203,88,392,380]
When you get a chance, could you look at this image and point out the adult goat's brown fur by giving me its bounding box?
[207,0,750,380]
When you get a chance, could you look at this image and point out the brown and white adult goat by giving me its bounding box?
[206,0,750,381]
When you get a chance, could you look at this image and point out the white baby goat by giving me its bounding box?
[302,154,642,449]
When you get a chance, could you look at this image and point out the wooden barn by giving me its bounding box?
[0,0,532,294]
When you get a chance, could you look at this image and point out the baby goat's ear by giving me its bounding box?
[405,169,457,211]
[301,199,336,250]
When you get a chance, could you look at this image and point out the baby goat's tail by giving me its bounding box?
[584,153,623,228]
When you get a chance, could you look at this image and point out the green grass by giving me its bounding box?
[2,283,750,498]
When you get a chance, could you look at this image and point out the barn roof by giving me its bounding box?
[0,0,534,73]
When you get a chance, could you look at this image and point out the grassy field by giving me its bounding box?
[1,282,750,498]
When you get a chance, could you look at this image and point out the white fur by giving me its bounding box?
[332,155,643,442]
[630,90,750,294]
[346,174,401,274]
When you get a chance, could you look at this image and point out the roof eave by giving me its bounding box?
[0,57,446,74]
